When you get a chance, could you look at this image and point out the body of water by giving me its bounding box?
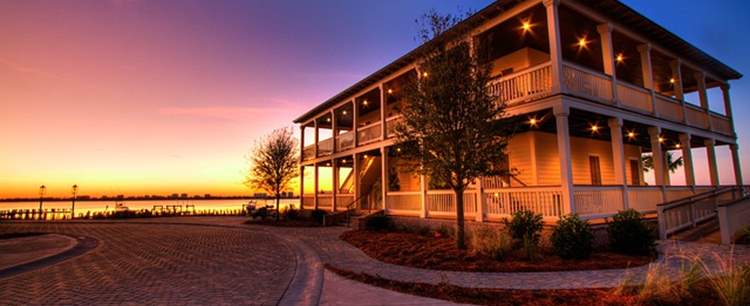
[0,198,299,216]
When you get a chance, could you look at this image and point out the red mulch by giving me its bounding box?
[326,265,638,306]
[340,230,653,272]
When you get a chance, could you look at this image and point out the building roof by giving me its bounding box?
[294,0,742,124]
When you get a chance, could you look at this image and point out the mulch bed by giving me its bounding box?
[244,218,321,227]
[341,230,654,272]
[326,265,637,306]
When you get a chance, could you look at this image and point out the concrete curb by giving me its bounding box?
[0,234,98,280]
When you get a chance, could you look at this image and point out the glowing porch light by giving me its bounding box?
[521,20,532,33]
[675,143,681,149]
[669,78,676,84]
[658,137,665,143]
[342,110,348,115]
[326,117,331,122]
[528,117,538,127]
[590,124,600,133]
[627,131,636,139]
[616,53,624,63]
[396,147,401,152]
[422,71,428,78]
[363,100,369,106]
[387,88,393,95]
[577,36,589,49]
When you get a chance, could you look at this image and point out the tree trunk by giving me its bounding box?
[454,187,466,249]
[275,194,281,222]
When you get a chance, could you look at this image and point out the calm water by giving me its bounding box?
[0,198,299,215]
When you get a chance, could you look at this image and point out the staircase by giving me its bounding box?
[657,186,749,241]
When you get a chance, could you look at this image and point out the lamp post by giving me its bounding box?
[71,184,78,219]
[39,185,46,211]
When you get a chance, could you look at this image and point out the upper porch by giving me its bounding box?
[297,0,739,164]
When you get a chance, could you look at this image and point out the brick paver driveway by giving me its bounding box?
[0,222,295,305]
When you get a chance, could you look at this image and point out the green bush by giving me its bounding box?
[607,209,656,255]
[505,210,543,245]
[311,209,327,224]
[551,214,594,259]
[364,214,391,231]
[469,226,512,260]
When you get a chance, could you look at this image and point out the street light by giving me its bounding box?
[72,184,78,219]
[39,185,46,212]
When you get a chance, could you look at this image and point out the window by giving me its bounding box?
[630,159,641,185]
[589,156,602,185]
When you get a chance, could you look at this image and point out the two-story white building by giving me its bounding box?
[293,0,743,226]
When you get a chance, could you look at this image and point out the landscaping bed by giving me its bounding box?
[341,230,653,272]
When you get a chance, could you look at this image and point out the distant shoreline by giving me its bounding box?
[0,196,299,203]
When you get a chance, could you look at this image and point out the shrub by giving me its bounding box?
[505,210,543,246]
[607,209,656,255]
[311,209,327,224]
[364,214,391,231]
[283,205,299,220]
[469,226,512,260]
[435,224,452,238]
[551,214,594,259]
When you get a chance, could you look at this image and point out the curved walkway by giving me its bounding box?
[265,225,750,290]
[0,221,296,305]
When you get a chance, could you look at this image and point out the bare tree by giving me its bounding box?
[246,128,299,221]
[395,11,515,249]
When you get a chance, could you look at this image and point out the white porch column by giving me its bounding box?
[476,177,486,222]
[352,100,359,147]
[648,127,666,186]
[331,110,337,153]
[730,144,743,186]
[597,23,618,104]
[314,120,319,158]
[705,139,720,186]
[299,125,305,209]
[608,118,629,209]
[352,153,360,208]
[695,71,708,109]
[380,146,388,210]
[721,84,734,119]
[679,133,696,187]
[299,165,305,209]
[314,163,319,210]
[332,160,338,212]
[554,104,575,214]
[380,84,386,139]
[648,127,667,202]
[637,44,657,116]
[671,60,684,101]
[420,174,428,218]
[544,0,563,94]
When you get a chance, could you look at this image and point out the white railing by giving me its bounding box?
[302,194,315,209]
[317,138,333,156]
[627,186,663,213]
[336,130,355,151]
[484,187,563,219]
[316,194,333,209]
[655,94,684,122]
[617,82,652,113]
[302,145,315,160]
[357,122,381,145]
[386,191,421,212]
[685,104,709,129]
[336,194,354,210]
[562,62,613,103]
[482,176,510,190]
[426,190,477,217]
[487,63,552,106]
[573,186,624,217]
[657,186,745,239]
[710,113,733,135]
[385,115,403,138]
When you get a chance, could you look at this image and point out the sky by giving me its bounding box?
[1,0,749,198]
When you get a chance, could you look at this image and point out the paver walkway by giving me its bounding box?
[0,221,295,305]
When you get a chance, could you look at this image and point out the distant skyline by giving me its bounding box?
[2,0,750,197]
